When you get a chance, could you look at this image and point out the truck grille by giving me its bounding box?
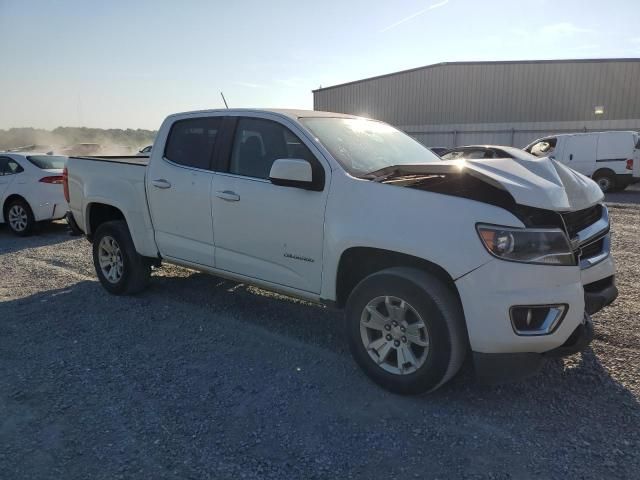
[561,204,603,239]
[580,237,605,259]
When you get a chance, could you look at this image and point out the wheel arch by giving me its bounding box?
[2,193,31,221]
[592,167,616,178]
[334,247,460,309]
[85,202,127,239]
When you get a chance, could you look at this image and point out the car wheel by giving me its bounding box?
[92,220,151,295]
[5,199,35,236]
[346,267,467,394]
[593,172,616,193]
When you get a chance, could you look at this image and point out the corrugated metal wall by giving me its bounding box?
[313,59,640,146]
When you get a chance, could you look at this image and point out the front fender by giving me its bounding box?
[320,174,525,301]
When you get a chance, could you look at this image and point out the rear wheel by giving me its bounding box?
[593,171,616,193]
[92,220,151,295]
[346,267,467,394]
[5,199,35,236]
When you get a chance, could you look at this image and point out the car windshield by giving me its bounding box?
[300,117,440,176]
[26,155,67,169]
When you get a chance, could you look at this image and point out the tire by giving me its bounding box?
[593,171,616,193]
[5,198,35,236]
[346,267,467,395]
[92,220,151,295]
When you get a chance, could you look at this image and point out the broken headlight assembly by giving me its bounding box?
[476,224,575,266]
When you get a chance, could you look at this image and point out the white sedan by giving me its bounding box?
[0,153,68,236]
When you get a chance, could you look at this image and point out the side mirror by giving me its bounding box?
[269,158,314,189]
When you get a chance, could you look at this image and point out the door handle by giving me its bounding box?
[215,190,240,202]
[151,179,171,189]
[569,154,573,161]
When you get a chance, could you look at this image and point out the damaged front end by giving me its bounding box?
[370,159,617,315]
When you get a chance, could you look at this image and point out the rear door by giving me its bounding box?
[562,135,597,175]
[596,132,634,175]
[146,115,222,266]
[211,115,329,294]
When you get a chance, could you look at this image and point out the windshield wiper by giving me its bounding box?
[363,167,402,182]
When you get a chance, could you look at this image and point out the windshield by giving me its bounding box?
[27,155,67,170]
[300,117,440,176]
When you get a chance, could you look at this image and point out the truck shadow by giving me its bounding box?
[0,221,75,255]
[4,272,637,403]
[145,271,640,417]
[2,277,638,477]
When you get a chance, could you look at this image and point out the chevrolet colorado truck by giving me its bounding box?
[65,109,618,394]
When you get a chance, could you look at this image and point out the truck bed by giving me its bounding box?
[70,155,149,167]
[66,153,157,256]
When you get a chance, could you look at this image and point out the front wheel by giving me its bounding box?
[92,220,151,295]
[346,267,467,395]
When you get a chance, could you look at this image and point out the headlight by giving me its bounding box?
[476,224,575,266]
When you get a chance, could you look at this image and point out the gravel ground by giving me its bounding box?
[1,199,639,479]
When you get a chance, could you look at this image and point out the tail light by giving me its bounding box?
[39,175,64,184]
[626,159,633,171]
[63,167,70,202]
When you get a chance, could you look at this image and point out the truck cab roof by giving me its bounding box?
[166,108,362,121]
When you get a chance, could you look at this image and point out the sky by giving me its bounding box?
[0,0,638,130]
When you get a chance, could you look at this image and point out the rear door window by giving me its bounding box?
[164,117,222,170]
[27,155,67,169]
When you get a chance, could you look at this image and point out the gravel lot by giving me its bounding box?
[1,197,639,479]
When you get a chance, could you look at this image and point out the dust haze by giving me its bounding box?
[0,127,157,156]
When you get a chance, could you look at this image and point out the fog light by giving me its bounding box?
[510,305,567,336]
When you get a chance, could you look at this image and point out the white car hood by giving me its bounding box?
[459,156,603,212]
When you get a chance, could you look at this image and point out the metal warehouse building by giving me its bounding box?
[313,58,640,148]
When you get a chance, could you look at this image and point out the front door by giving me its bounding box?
[211,116,329,294]
[0,156,21,203]
[146,116,222,266]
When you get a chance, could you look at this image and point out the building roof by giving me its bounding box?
[312,58,640,93]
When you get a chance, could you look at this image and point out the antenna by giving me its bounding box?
[220,92,229,109]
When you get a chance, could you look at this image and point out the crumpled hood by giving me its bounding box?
[451,155,603,212]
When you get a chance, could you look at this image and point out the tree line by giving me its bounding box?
[0,127,157,151]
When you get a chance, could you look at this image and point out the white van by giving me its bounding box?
[525,131,640,192]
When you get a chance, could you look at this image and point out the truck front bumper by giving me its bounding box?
[473,312,597,383]
[455,255,617,383]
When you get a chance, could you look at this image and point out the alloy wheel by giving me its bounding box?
[597,177,611,192]
[98,235,124,283]
[360,295,430,375]
[8,205,28,232]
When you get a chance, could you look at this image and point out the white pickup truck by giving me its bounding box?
[65,109,618,394]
